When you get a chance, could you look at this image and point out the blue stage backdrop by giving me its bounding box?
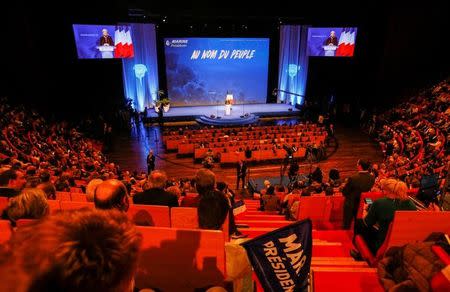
[122,23,159,112]
[164,38,270,106]
[307,27,358,57]
[278,25,310,105]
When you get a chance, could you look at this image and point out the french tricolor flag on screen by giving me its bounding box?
[336,28,356,57]
[114,26,134,58]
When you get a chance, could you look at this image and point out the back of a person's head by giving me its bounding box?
[86,178,103,202]
[39,171,51,183]
[380,178,408,200]
[357,159,370,171]
[266,186,275,195]
[329,168,340,180]
[6,188,49,222]
[195,168,216,195]
[198,191,228,230]
[0,168,16,187]
[0,209,142,292]
[148,170,167,189]
[94,179,129,212]
[166,185,181,199]
[216,181,227,193]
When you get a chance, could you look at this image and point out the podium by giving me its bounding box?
[225,104,231,116]
[322,45,337,57]
[96,45,115,59]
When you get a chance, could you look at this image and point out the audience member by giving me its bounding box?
[0,209,142,292]
[0,168,26,198]
[351,179,417,259]
[85,178,103,202]
[133,170,178,207]
[2,188,49,223]
[195,169,229,230]
[36,171,56,200]
[342,159,375,229]
[94,179,129,212]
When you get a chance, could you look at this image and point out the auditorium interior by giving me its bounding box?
[2,2,450,291]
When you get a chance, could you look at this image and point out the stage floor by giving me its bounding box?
[147,103,299,119]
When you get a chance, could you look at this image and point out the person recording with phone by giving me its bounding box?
[350,179,417,260]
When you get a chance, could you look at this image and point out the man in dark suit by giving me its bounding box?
[196,169,229,230]
[133,170,178,207]
[146,150,155,174]
[342,159,375,229]
[236,160,247,189]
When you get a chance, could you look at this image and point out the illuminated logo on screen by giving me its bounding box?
[288,64,300,78]
[133,64,148,84]
[165,39,188,48]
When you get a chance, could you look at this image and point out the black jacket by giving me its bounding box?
[342,171,375,208]
[133,188,179,207]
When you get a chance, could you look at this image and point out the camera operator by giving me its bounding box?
[288,159,300,183]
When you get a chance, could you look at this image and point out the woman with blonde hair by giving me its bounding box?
[351,178,417,259]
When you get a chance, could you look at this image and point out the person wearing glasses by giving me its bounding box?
[351,178,417,259]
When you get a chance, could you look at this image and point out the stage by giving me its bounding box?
[145,103,300,125]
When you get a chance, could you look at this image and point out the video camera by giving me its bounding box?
[283,144,294,158]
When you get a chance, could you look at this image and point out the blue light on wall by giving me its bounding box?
[278,25,310,105]
[122,23,159,112]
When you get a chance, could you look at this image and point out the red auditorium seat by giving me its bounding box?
[69,187,83,193]
[60,201,94,211]
[70,193,87,202]
[0,220,12,244]
[296,196,332,229]
[311,268,383,292]
[127,204,170,227]
[170,207,199,229]
[55,191,71,201]
[355,211,450,266]
[47,199,61,214]
[15,219,38,227]
[135,226,226,291]
[0,197,8,215]
[329,195,345,224]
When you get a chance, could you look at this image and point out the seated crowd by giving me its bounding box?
[0,79,448,291]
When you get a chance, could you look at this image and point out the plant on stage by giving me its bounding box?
[154,90,171,111]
